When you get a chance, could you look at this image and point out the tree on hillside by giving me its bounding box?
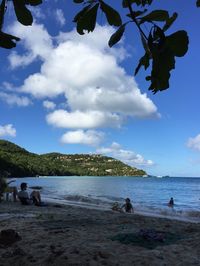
[0,0,199,92]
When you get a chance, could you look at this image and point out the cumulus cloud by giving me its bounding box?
[55,9,65,26]
[43,100,56,110]
[60,130,104,146]
[2,82,16,91]
[0,124,16,137]
[46,109,122,129]
[7,23,160,137]
[30,7,46,20]
[96,142,154,167]
[187,134,200,151]
[8,23,53,68]
[0,92,32,106]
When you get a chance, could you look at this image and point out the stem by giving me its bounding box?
[126,0,148,40]
[0,0,6,31]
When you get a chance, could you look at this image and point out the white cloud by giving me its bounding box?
[55,9,66,26]
[30,7,46,20]
[46,109,122,129]
[187,134,200,151]
[0,92,32,106]
[0,124,16,137]
[8,23,160,134]
[8,52,35,69]
[2,82,15,91]
[43,100,56,110]
[8,23,53,68]
[60,130,104,146]
[96,142,154,167]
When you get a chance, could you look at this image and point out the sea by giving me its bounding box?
[11,176,200,223]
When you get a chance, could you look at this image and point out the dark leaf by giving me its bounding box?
[76,3,99,35]
[25,0,42,6]
[140,10,169,24]
[100,1,122,26]
[140,34,150,54]
[147,31,153,51]
[147,30,188,93]
[135,52,150,75]
[148,45,175,93]
[123,0,140,8]
[0,31,20,49]
[73,5,91,22]
[166,30,189,57]
[123,0,152,7]
[153,26,165,49]
[13,0,33,26]
[73,0,84,3]
[196,0,200,7]
[163,12,178,32]
[108,24,126,47]
[0,0,6,30]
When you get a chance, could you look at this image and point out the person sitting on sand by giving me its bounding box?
[18,182,44,206]
[122,198,134,213]
[168,197,174,207]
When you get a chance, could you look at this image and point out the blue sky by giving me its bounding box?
[0,0,200,177]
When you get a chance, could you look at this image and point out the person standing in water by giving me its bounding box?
[168,197,174,207]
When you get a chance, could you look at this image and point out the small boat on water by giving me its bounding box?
[157,175,170,178]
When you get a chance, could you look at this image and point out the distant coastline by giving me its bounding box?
[0,140,146,177]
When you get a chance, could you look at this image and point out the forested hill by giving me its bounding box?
[0,140,146,177]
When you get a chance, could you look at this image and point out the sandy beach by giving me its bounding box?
[0,201,200,266]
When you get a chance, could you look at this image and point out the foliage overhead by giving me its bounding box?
[0,0,198,92]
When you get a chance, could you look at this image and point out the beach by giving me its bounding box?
[0,201,199,266]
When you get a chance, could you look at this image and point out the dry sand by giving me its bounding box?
[0,201,200,266]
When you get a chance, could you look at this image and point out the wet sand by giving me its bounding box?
[0,201,199,266]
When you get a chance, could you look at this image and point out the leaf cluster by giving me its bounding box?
[0,0,198,92]
[72,0,191,92]
[0,0,42,49]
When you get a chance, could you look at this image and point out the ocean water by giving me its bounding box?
[12,176,200,223]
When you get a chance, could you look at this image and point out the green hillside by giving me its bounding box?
[0,140,146,177]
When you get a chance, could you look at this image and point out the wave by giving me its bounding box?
[135,206,200,223]
[95,195,124,202]
[63,194,111,206]
[43,193,200,223]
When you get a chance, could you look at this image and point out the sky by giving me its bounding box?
[0,0,200,177]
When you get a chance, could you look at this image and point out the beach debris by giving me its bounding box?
[110,229,181,249]
[98,250,110,259]
[2,247,26,258]
[50,244,65,257]
[0,229,21,247]
[52,204,63,208]
[139,229,165,242]
[29,186,43,190]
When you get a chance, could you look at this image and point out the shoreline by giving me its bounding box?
[0,201,200,265]
[43,197,200,224]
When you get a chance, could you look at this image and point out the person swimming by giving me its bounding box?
[168,197,174,207]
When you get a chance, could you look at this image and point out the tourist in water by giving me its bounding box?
[168,197,174,207]
[122,198,134,213]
